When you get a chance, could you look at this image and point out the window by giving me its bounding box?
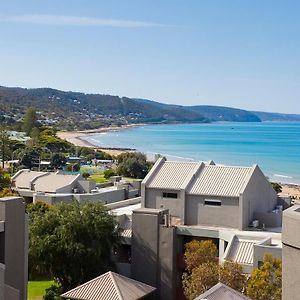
[204,199,222,206]
[162,192,178,199]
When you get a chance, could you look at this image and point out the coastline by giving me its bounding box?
[57,124,141,156]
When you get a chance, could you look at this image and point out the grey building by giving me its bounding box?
[0,197,28,300]
[129,159,283,300]
[282,204,300,300]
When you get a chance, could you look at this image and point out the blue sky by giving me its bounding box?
[1,0,300,113]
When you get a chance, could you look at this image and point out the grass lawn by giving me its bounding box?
[89,173,109,183]
[28,280,56,300]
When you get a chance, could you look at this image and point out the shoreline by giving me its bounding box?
[57,124,141,156]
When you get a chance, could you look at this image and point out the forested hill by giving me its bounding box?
[0,85,299,130]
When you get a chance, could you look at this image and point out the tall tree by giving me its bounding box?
[28,201,120,291]
[22,108,38,136]
[246,254,282,300]
[0,127,11,168]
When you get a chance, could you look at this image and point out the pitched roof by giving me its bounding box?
[226,236,258,265]
[146,161,199,189]
[194,282,250,300]
[60,271,156,300]
[187,165,253,197]
[12,170,46,189]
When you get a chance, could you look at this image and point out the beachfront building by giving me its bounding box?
[128,158,284,299]
[0,197,28,300]
[11,169,141,205]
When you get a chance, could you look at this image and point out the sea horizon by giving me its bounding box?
[81,121,300,185]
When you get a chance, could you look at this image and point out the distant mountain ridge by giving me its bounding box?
[0,85,299,130]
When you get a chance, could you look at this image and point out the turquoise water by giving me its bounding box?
[83,122,300,184]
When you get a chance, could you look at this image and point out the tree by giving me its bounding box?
[50,153,66,169]
[271,182,282,193]
[182,262,219,300]
[184,240,218,272]
[219,261,246,292]
[22,108,38,136]
[28,201,120,291]
[117,152,150,179]
[182,240,246,300]
[0,127,11,168]
[246,254,282,300]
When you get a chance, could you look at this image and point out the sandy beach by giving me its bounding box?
[57,124,140,156]
[280,183,300,200]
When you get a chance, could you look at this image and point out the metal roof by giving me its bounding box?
[60,271,156,300]
[146,161,199,189]
[195,282,250,300]
[119,215,132,238]
[226,237,258,265]
[188,165,253,197]
[12,170,46,189]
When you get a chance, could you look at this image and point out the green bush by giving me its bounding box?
[103,169,117,179]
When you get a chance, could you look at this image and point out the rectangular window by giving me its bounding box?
[162,192,178,199]
[204,199,222,206]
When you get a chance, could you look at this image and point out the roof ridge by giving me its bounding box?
[110,271,123,300]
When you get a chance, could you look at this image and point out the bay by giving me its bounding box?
[82,122,300,184]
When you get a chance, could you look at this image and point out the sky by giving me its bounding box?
[0,0,300,113]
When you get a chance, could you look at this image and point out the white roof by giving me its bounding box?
[60,271,156,300]
[226,236,258,265]
[146,161,199,189]
[188,165,253,197]
[195,282,250,300]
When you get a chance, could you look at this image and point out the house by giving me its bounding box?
[0,197,28,300]
[60,271,156,300]
[128,159,284,300]
[142,158,279,230]
[194,282,250,300]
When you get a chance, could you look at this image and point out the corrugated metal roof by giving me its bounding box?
[147,161,199,189]
[61,271,156,300]
[119,216,132,238]
[195,282,250,300]
[226,237,257,265]
[188,165,253,197]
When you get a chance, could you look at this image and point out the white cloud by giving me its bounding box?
[0,14,163,28]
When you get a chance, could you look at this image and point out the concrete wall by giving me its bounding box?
[144,188,183,219]
[253,211,282,228]
[75,189,125,204]
[0,263,4,300]
[0,197,27,300]
[282,205,300,300]
[185,195,239,228]
[131,208,176,300]
[241,166,277,229]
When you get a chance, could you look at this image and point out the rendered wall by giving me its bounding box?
[241,166,277,229]
[185,195,239,228]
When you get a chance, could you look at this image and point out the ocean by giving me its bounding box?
[82,122,300,184]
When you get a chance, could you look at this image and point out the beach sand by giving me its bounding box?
[57,124,140,156]
[280,183,300,200]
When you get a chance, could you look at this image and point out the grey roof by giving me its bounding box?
[144,160,255,197]
[226,236,258,265]
[188,165,254,197]
[146,161,200,189]
[194,282,250,300]
[32,173,80,193]
[60,271,156,300]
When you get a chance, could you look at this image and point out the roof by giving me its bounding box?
[226,236,258,265]
[60,271,156,300]
[33,173,80,193]
[146,161,199,189]
[143,159,256,197]
[195,282,250,300]
[119,215,132,238]
[188,165,253,197]
[11,170,46,189]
